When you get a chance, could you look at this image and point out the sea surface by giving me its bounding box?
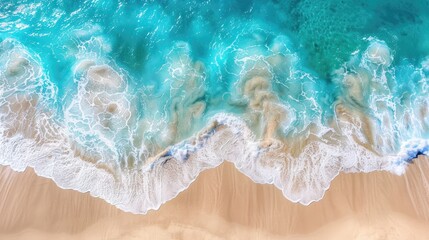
[1,0,429,213]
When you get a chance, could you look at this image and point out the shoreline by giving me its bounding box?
[1,157,429,239]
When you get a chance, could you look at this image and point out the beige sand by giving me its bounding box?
[1,157,429,240]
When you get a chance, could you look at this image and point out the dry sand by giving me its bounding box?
[1,157,429,240]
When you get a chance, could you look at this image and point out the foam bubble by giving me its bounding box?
[64,60,135,162]
[422,57,429,73]
[0,39,42,90]
[364,40,392,67]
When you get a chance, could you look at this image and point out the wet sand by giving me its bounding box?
[1,157,429,240]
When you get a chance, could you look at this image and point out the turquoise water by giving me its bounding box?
[1,0,429,213]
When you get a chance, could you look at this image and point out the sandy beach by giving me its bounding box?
[0,157,429,240]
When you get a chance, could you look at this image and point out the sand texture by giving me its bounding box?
[1,157,429,240]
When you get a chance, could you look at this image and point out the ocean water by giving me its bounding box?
[1,0,429,213]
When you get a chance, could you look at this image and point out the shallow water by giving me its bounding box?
[1,0,429,213]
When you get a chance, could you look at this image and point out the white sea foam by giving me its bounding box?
[1,38,428,214]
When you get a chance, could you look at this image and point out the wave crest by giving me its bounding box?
[0,34,428,214]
